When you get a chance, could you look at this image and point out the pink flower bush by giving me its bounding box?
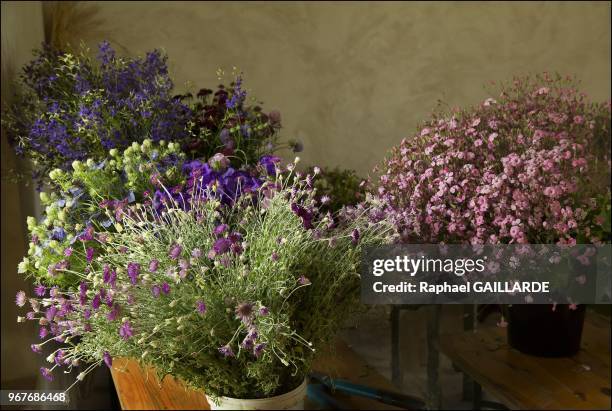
[377,73,611,245]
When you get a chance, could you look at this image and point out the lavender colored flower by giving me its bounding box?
[103,351,113,368]
[83,309,92,320]
[34,284,46,297]
[196,300,207,315]
[191,248,202,258]
[92,294,101,310]
[212,238,232,255]
[15,291,26,307]
[31,344,42,353]
[107,303,121,321]
[298,275,311,285]
[86,247,95,262]
[213,224,229,237]
[169,243,182,259]
[218,344,235,358]
[149,259,159,272]
[161,282,171,295]
[151,285,161,298]
[40,367,53,382]
[119,320,133,340]
[271,252,279,261]
[351,228,360,245]
[64,247,73,257]
[254,342,267,358]
[258,306,270,316]
[208,153,230,171]
[45,306,57,322]
[39,327,48,339]
[127,262,140,285]
[259,155,281,176]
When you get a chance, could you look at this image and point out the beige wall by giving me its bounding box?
[1,1,44,385]
[83,1,611,175]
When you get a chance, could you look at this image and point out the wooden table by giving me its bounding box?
[110,339,404,410]
[438,312,611,410]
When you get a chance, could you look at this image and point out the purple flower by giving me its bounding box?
[149,259,159,272]
[31,344,42,353]
[107,303,121,321]
[45,306,57,322]
[254,343,267,358]
[40,367,53,381]
[39,327,48,339]
[127,262,140,285]
[218,344,235,358]
[213,224,229,237]
[161,282,170,295]
[196,300,207,314]
[298,275,311,285]
[103,351,113,368]
[64,248,73,257]
[50,227,66,241]
[212,238,232,255]
[208,153,230,171]
[86,247,95,262]
[127,294,135,305]
[259,155,281,176]
[179,259,190,270]
[15,291,26,307]
[271,252,279,261]
[34,284,46,297]
[92,294,101,310]
[151,285,161,298]
[119,320,133,340]
[191,248,202,258]
[83,309,92,320]
[258,306,270,316]
[169,244,182,259]
[351,228,360,245]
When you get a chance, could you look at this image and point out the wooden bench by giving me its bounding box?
[437,312,611,410]
[110,338,404,410]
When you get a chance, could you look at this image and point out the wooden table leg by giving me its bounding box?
[426,305,442,410]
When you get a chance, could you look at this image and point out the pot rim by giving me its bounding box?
[207,378,308,404]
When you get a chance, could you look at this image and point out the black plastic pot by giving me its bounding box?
[507,304,586,357]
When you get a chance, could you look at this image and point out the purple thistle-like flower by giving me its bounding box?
[103,351,112,368]
[79,281,88,303]
[40,367,53,381]
[218,344,235,358]
[39,327,48,339]
[64,247,73,257]
[351,228,360,246]
[26,311,36,320]
[15,291,26,307]
[31,344,42,353]
[34,284,46,297]
[161,282,171,295]
[50,286,60,298]
[151,285,161,298]
[169,244,182,259]
[259,306,270,316]
[45,306,57,322]
[235,302,254,325]
[212,238,232,255]
[241,335,255,349]
[119,320,133,340]
[86,247,95,262]
[254,343,267,358]
[271,252,279,262]
[107,303,121,321]
[83,309,92,320]
[127,262,140,285]
[298,275,311,285]
[127,294,135,305]
[191,248,202,258]
[214,224,229,237]
[92,294,101,310]
[149,259,159,272]
[196,300,207,314]
[179,259,190,270]
[54,350,65,366]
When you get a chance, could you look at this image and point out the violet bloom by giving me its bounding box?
[45,306,57,322]
[179,259,190,270]
[298,275,311,285]
[271,252,279,262]
[127,262,140,285]
[218,344,235,358]
[191,248,202,259]
[212,238,232,255]
[15,291,26,307]
[40,367,53,381]
[169,244,182,260]
[258,306,270,316]
[79,282,88,304]
[161,283,170,295]
[103,351,112,368]
[196,300,207,315]
[31,344,42,354]
[209,153,230,171]
[86,247,95,262]
[151,285,161,298]
[39,327,48,339]
[213,224,229,237]
[107,303,121,321]
[92,294,101,310]
[127,294,135,305]
[34,284,46,297]
[351,228,360,246]
[254,343,267,358]
[64,247,73,257]
[83,309,92,320]
[149,259,159,272]
[119,320,133,340]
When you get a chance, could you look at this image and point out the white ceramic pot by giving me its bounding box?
[206,379,308,410]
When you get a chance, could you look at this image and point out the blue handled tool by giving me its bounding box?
[308,372,425,410]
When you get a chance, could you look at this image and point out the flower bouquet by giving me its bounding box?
[375,72,611,356]
[16,140,393,407]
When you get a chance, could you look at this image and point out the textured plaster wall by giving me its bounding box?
[86,1,611,175]
[1,1,44,385]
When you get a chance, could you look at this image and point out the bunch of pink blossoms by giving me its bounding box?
[378,73,611,245]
